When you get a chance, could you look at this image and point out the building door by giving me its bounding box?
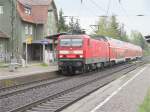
[30,44,42,61]
[0,39,7,62]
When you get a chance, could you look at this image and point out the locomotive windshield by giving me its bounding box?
[60,38,82,47]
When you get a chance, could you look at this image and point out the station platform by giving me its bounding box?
[0,63,58,89]
[62,64,150,112]
[0,64,58,80]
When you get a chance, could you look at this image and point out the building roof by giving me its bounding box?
[0,31,9,39]
[45,33,69,40]
[18,0,52,6]
[17,0,56,24]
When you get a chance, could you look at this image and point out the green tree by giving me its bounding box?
[96,17,108,36]
[119,24,129,42]
[96,16,120,39]
[68,17,75,32]
[68,18,83,34]
[107,16,120,39]
[58,9,68,32]
[130,30,148,49]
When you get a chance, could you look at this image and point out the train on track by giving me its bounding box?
[57,34,142,74]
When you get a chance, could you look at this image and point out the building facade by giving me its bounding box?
[0,31,9,62]
[0,0,58,62]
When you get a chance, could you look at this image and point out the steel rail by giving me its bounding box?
[8,62,144,112]
[0,63,131,98]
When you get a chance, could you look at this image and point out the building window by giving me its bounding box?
[0,6,4,14]
[24,7,31,15]
[25,25,33,35]
[29,26,33,35]
[25,25,28,35]
[0,43,5,62]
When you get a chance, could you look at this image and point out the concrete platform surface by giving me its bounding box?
[62,64,150,112]
[0,64,58,80]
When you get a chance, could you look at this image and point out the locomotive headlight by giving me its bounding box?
[73,50,83,54]
[59,55,64,58]
[59,50,69,54]
[79,55,83,58]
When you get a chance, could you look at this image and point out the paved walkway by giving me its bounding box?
[92,64,149,112]
[62,64,150,112]
[0,64,58,80]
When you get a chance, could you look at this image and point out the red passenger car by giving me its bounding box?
[107,37,142,63]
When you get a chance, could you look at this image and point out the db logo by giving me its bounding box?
[69,51,73,54]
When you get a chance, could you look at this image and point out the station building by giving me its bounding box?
[0,0,58,62]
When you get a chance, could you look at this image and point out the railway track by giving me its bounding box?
[0,62,132,98]
[0,62,131,98]
[0,61,144,112]
[0,76,69,98]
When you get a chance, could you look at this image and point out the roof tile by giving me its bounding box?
[17,0,53,24]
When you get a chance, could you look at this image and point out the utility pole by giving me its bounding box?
[10,0,15,59]
[9,0,17,71]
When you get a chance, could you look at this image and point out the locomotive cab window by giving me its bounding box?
[60,39,71,46]
[60,38,83,47]
[72,39,82,46]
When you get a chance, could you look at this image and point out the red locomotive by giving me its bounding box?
[57,34,142,74]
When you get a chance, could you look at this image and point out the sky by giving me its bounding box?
[55,0,150,36]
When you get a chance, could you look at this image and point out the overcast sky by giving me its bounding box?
[55,0,150,36]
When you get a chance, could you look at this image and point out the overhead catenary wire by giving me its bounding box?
[117,0,136,32]
[83,2,99,16]
[80,0,145,34]
[83,0,113,32]
[90,0,107,13]
[90,0,117,17]
[106,0,112,16]
[80,0,100,33]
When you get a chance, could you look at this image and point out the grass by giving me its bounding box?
[40,63,49,67]
[143,49,150,56]
[139,89,150,112]
[0,62,8,68]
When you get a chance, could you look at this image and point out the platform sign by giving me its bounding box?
[26,36,32,44]
[41,39,49,45]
